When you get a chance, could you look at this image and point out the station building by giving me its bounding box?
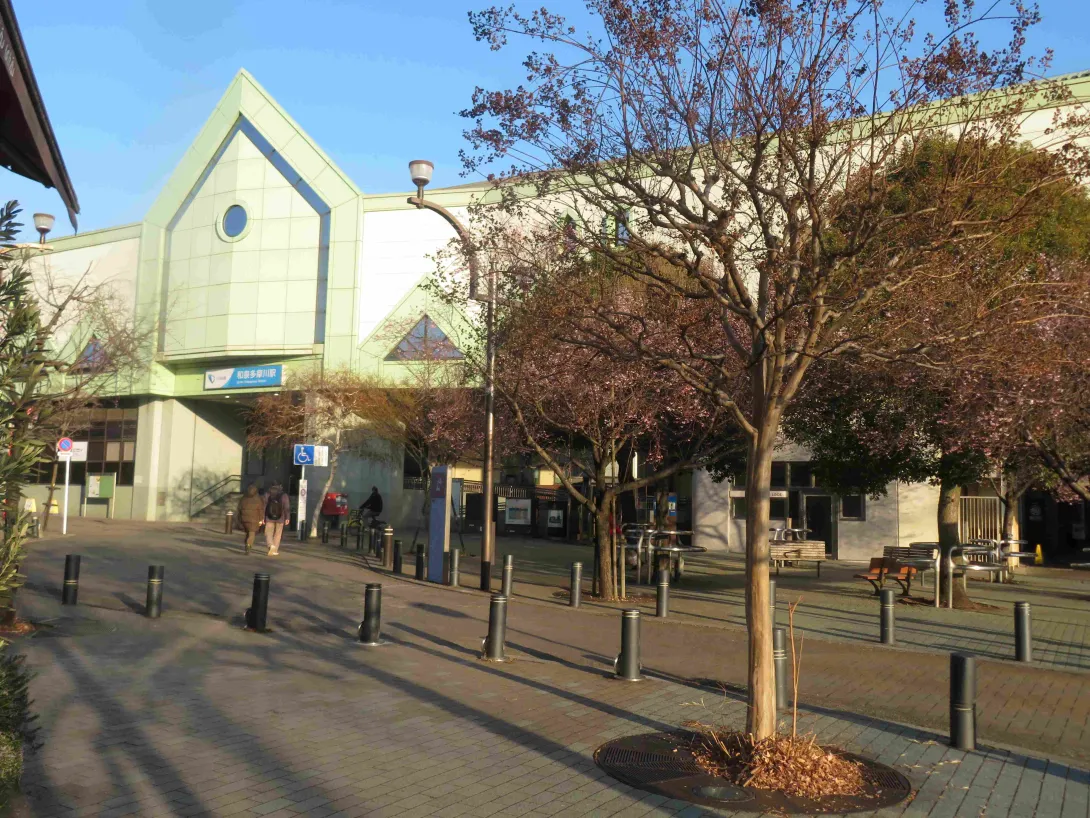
[24,69,1090,562]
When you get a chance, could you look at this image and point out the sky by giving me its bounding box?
[6,0,1090,242]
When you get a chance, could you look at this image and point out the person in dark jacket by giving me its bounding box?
[237,484,265,553]
[360,486,383,521]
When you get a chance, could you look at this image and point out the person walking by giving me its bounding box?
[264,482,289,556]
[237,484,265,554]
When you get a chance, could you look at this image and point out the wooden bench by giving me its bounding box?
[854,557,917,595]
[882,545,940,594]
[770,540,826,576]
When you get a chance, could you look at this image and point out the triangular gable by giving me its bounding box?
[358,276,476,381]
[145,69,361,230]
[384,315,464,361]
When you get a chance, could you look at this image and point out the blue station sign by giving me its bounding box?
[204,364,283,391]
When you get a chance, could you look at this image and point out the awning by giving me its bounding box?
[0,0,79,229]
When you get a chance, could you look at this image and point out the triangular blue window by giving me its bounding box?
[385,316,464,362]
[73,337,109,372]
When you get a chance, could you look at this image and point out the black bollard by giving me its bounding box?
[616,610,642,681]
[1015,602,1032,663]
[773,627,788,712]
[415,543,426,581]
[62,555,80,605]
[393,539,403,575]
[340,524,348,548]
[570,562,582,608]
[382,526,394,570]
[321,520,329,544]
[656,569,669,618]
[483,595,507,661]
[359,583,382,645]
[145,565,164,619]
[246,573,270,632]
[769,577,777,630]
[880,588,896,645]
[224,511,234,535]
[356,524,362,551]
[502,554,514,599]
[949,653,976,750]
[449,548,460,587]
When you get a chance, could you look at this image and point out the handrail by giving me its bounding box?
[190,474,241,519]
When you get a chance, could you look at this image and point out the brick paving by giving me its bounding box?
[6,519,1090,817]
[445,533,1090,673]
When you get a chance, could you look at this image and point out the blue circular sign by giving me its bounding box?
[57,437,73,452]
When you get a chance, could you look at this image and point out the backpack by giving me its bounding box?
[266,492,284,521]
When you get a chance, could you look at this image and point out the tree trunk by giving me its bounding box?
[42,461,59,532]
[744,427,777,739]
[1002,493,1018,541]
[595,496,616,601]
[309,447,339,539]
[937,477,974,609]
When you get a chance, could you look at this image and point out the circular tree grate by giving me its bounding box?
[594,732,912,814]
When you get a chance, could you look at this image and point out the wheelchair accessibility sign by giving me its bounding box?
[293,444,329,467]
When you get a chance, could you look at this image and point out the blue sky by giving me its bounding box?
[6,0,1090,241]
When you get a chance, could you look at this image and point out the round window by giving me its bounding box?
[222,204,248,238]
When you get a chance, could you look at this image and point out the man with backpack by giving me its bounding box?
[264,482,289,555]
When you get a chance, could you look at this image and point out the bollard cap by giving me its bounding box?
[254,572,270,580]
[365,583,382,591]
[573,561,582,568]
[491,594,508,603]
[1015,601,1030,610]
[623,609,641,618]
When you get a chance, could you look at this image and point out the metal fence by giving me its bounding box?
[959,496,1002,541]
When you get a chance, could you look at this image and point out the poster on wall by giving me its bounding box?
[505,498,532,525]
[547,509,564,530]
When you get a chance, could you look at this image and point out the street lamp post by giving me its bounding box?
[407,160,496,592]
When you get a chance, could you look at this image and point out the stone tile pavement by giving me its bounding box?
[6,520,1090,817]
[443,533,1090,673]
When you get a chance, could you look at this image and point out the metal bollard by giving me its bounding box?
[415,543,426,581]
[246,573,270,632]
[321,520,329,544]
[393,539,403,575]
[880,588,895,645]
[1015,602,1032,663]
[356,524,363,551]
[340,524,348,548]
[483,595,508,661]
[62,555,80,605]
[501,554,514,599]
[615,610,642,681]
[449,548,460,587]
[656,569,669,618]
[949,653,976,750]
[146,565,164,618]
[359,583,382,645]
[570,562,582,608]
[224,510,234,534]
[382,526,394,570]
[769,577,777,630]
[773,627,788,712]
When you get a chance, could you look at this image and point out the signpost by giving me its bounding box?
[203,364,283,391]
[56,438,88,535]
[428,466,452,583]
[293,444,329,539]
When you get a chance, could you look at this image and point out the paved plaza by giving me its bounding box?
[6,519,1090,817]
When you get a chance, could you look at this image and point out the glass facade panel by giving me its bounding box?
[32,405,139,486]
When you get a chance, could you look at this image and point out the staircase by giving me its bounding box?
[190,475,242,527]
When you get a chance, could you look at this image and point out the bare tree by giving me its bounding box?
[247,369,388,538]
[457,0,1090,737]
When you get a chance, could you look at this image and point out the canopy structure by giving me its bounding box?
[0,0,78,229]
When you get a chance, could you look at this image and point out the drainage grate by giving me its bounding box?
[595,733,913,814]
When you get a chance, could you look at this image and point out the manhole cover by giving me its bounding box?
[594,732,912,814]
